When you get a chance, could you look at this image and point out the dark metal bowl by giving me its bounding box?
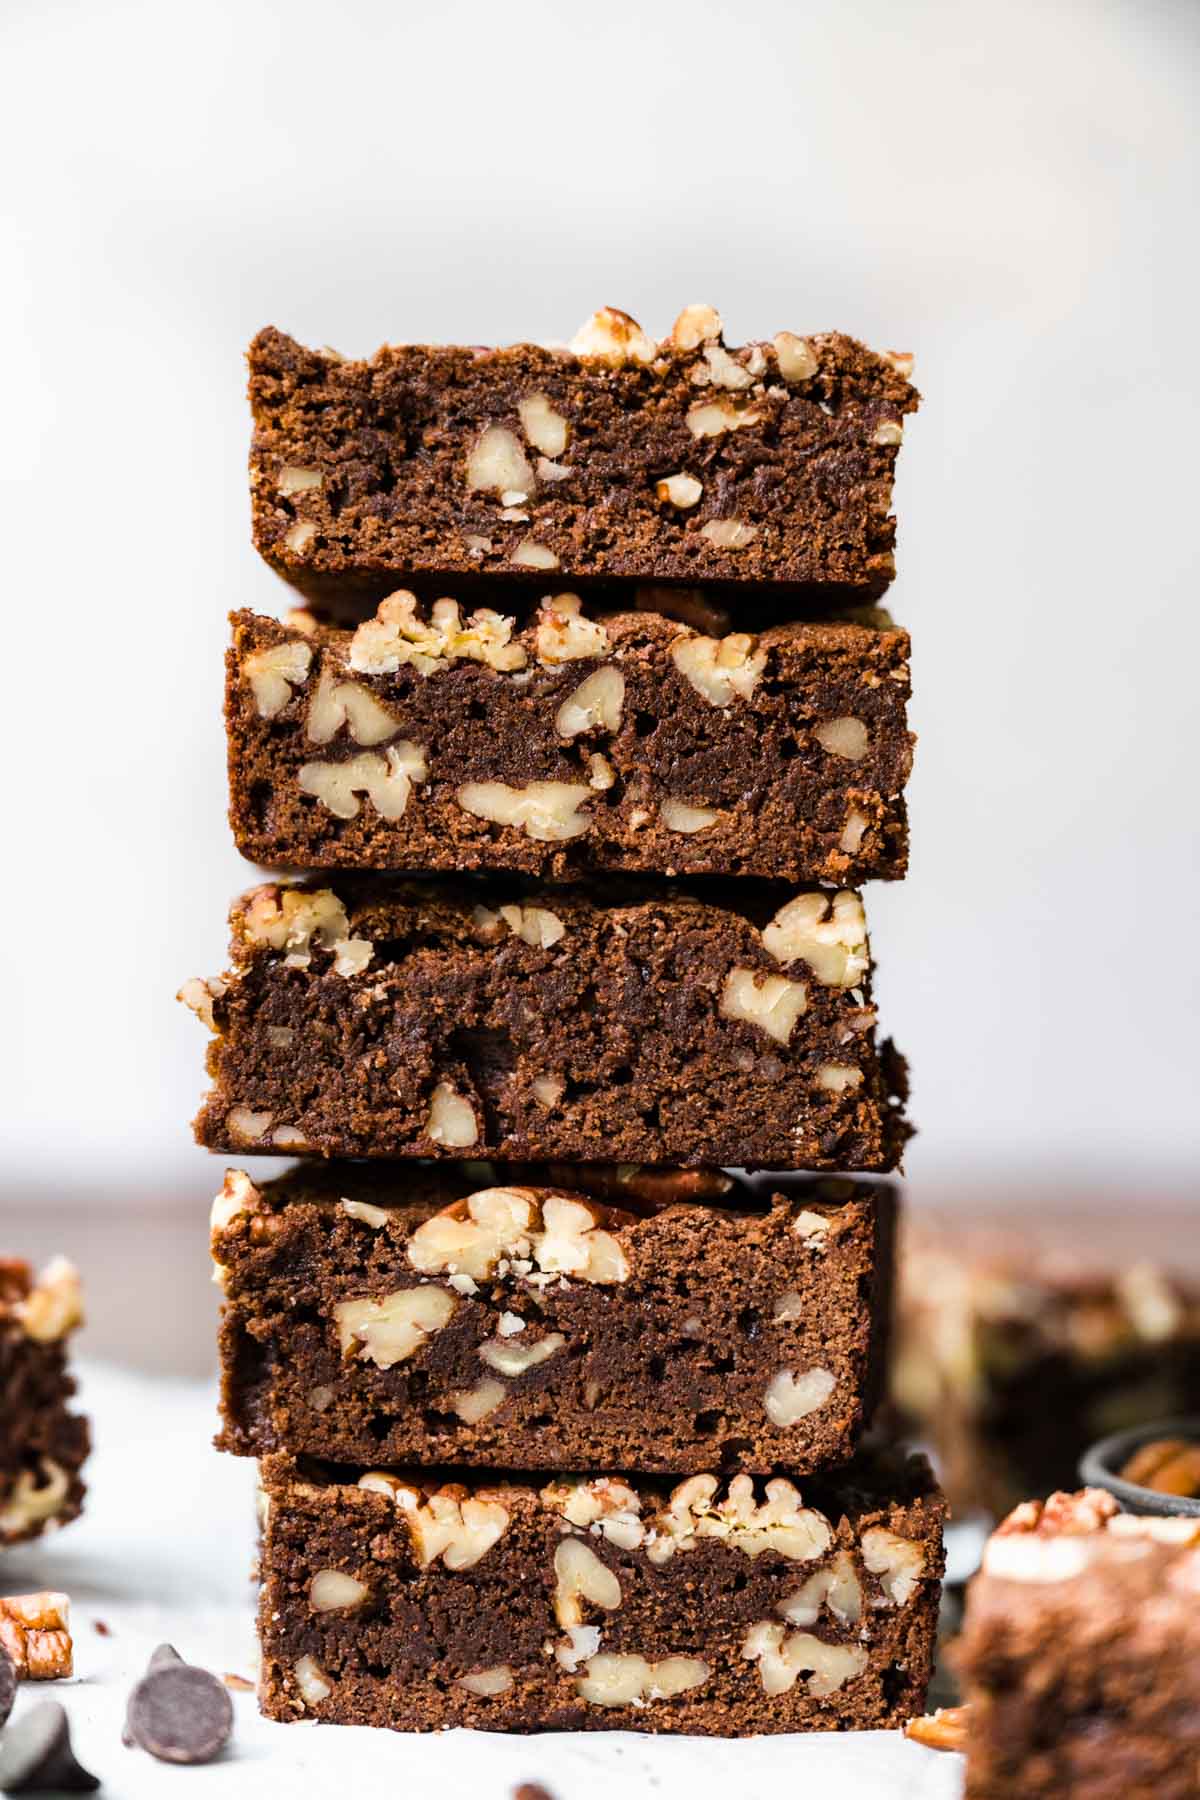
[1078,1415,1200,1518]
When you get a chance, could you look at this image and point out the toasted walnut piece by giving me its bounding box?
[656,473,703,509]
[536,1196,629,1283]
[700,518,757,549]
[341,1199,390,1228]
[532,1075,566,1108]
[480,1331,566,1376]
[238,885,373,977]
[273,1118,310,1146]
[543,1477,644,1544]
[512,539,560,570]
[427,1082,479,1148]
[794,1209,831,1243]
[570,307,657,365]
[772,333,819,382]
[881,348,915,378]
[518,393,569,457]
[309,1569,368,1613]
[394,1487,510,1570]
[703,344,754,390]
[764,1367,836,1426]
[408,1187,537,1280]
[555,1624,602,1672]
[873,419,904,446]
[305,668,398,748]
[225,1106,273,1145]
[905,1707,970,1752]
[284,520,316,554]
[816,1063,863,1093]
[839,808,870,855]
[762,890,868,989]
[333,1284,457,1369]
[294,1654,332,1706]
[243,640,313,718]
[814,716,869,761]
[772,1291,804,1324]
[668,304,723,350]
[299,743,427,822]
[277,465,323,496]
[587,753,615,791]
[742,1622,867,1697]
[555,666,625,738]
[458,779,592,843]
[0,1461,71,1541]
[671,631,766,706]
[535,593,610,664]
[459,1665,513,1697]
[177,975,227,1031]
[15,1260,83,1344]
[686,396,762,438]
[862,1527,925,1605]
[720,968,808,1045]
[554,1537,622,1628]
[648,1474,832,1565]
[576,1653,710,1707]
[778,1551,864,1627]
[211,1170,259,1232]
[350,591,527,675]
[0,1592,73,1680]
[660,799,719,834]
[537,457,572,483]
[499,904,566,948]
[466,426,536,499]
[451,1378,507,1425]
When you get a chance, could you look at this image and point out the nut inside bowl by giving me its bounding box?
[1079,1415,1200,1518]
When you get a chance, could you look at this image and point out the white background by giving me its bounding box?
[3,0,1199,1230]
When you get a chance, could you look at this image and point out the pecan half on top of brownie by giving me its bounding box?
[212,1164,895,1476]
[182,879,910,1171]
[248,304,917,602]
[0,1259,89,1546]
[227,594,913,884]
[257,1448,944,1735]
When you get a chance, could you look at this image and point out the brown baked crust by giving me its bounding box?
[956,1494,1200,1798]
[227,603,913,883]
[186,879,910,1170]
[212,1165,896,1475]
[256,1449,944,1734]
[248,309,918,604]
[0,1259,89,1546]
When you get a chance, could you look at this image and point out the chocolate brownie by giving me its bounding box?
[227,598,913,883]
[956,1489,1200,1798]
[184,879,909,1170]
[892,1204,1200,1518]
[248,305,918,604]
[0,1260,89,1546]
[212,1164,895,1475]
[257,1450,944,1734]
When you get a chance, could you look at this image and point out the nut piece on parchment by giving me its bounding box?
[904,1704,970,1752]
[0,1592,74,1680]
[356,1473,510,1570]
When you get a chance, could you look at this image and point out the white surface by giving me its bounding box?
[1,1362,963,1799]
[2,0,1200,1204]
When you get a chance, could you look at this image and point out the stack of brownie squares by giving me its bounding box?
[184,303,945,1734]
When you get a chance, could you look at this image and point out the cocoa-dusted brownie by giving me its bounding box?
[227,596,913,883]
[184,879,909,1170]
[955,1489,1200,1798]
[257,1449,944,1734]
[0,1260,89,1546]
[892,1204,1200,1518]
[248,305,917,604]
[212,1164,895,1476]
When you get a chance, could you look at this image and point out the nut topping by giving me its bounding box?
[457,779,592,843]
[764,1368,836,1425]
[671,631,766,707]
[535,594,610,664]
[647,1474,832,1565]
[333,1284,457,1369]
[761,891,868,988]
[668,304,723,350]
[380,1482,510,1570]
[499,904,566,948]
[349,592,527,675]
[243,640,312,718]
[720,968,808,1044]
[13,1261,83,1345]
[569,307,657,365]
[408,1188,629,1285]
[772,333,819,382]
[298,743,427,821]
[236,885,373,978]
[555,666,625,738]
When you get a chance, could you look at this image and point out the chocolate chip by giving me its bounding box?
[125,1662,233,1765]
[0,1701,99,1794]
[0,1650,15,1729]
[146,1644,183,1673]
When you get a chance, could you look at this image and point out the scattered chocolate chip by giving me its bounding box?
[91,1621,111,1638]
[125,1662,233,1766]
[0,1701,100,1793]
[0,1651,15,1729]
[147,1644,183,1673]
[222,1673,253,1692]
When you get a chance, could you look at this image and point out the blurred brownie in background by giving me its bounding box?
[892,1205,1200,1518]
[0,1259,89,1546]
